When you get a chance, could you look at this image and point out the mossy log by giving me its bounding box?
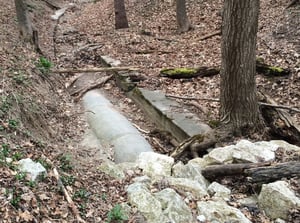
[160,60,290,79]
[160,67,220,79]
[256,59,291,77]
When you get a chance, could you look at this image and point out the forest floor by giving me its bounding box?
[0,0,299,222]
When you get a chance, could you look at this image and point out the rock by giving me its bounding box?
[172,162,209,188]
[204,145,235,164]
[154,188,193,223]
[126,182,167,223]
[137,152,174,177]
[237,196,258,208]
[97,160,125,179]
[188,157,211,169]
[18,158,47,181]
[270,140,300,152]
[101,55,121,67]
[207,182,231,200]
[258,181,300,220]
[166,177,208,199]
[197,200,252,223]
[233,139,276,163]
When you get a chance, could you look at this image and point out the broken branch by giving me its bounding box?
[53,168,86,223]
[52,67,139,74]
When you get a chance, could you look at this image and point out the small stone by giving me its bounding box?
[18,158,47,181]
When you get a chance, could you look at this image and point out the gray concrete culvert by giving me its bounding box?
[82,89,153,163]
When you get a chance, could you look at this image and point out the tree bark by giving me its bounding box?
[220,0,260,133]
[14,0,34,42]
[114,0,129,29]
[176,0,191,33]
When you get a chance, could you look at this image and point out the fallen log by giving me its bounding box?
[202,162,300,183]
[160,59,290,79]
[245,161,300,183]
[256,59,291,77]
[160,67,220,79]
[201,162,271,181]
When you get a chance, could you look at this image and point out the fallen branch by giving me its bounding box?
[73,75,114,101]
[245,161,300,183]
[52,67,139,74]
[259,102,300,113]
[201,162,272,181]
[285,0,299,9]
[165,94,299,113]
[53,168,86,223]
[165,94,219,102]
[199,31,221,41]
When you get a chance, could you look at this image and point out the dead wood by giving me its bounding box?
[201,162,272,181]
[165,94,219,102]
[72,75,113,101]
[41,0,61,9]
[245,161,300,183]
[160,67,220,79]
[259,102,300,113]
[258,91,300,146]
[285,0,299,9]
[52,67,139,74]
[53,168,86,223]
[256,59,291,77]
[199,31,221,41]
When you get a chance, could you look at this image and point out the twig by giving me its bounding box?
[199,31,221,41]
[132,123,150,134]
[73,75,114,101]
[52,67,139,74]
[165,94,219,102]
[259,102,300,113]
[53,168,86,223]
[285,0,299,9]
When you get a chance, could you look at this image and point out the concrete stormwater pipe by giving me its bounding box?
[83,90,153,163]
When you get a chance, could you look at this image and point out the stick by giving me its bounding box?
[166,94,300,113]
[53,168,86,223]
[259,102,300,113]
[199,31,221,41]
[165,94,219,102]
[73,75,113,101]
[285,0,299,9]
[52,67,139,74]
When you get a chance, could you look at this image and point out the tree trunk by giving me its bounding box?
[114,0,129,29]
[176,0,191,33]
[14,0,34,42]
[220,0,260,134]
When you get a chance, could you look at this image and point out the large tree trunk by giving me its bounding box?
[114,0,129,29]
[14,0,34,42]
[220,0,260,134]
[176,0,191,33]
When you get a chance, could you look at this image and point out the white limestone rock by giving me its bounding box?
[172,162,209,189]
[126,182,167,223]
[18,158,47,181]
[166,177,208,199]
[233,139,276,163]
[97,160,125,179]
[204,145,236,164]
[197,200,252,223]
[270,140,300,152]
[154,188,193,223]
[137,152,174,177]
[207,182,231,200]
[258,181,300,220]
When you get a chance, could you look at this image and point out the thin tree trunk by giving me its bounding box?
[114,0,129,29]
[176,0,191,33]
[220,0,260,134]
[14,0,33,42]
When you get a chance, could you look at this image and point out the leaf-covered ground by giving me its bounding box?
[0,0,299,222]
